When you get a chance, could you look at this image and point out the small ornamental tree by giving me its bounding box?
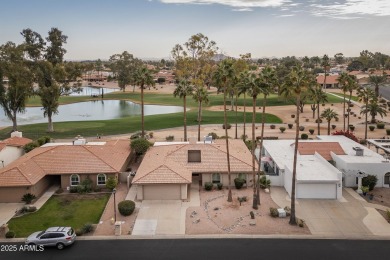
[106,176,117,190]
[21,193,36,204]
[130,138,152,156]
[362,175,378,191]
[331,130,359,143]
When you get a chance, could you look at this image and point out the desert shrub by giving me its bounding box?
[23,206,37,212]
[244,140,253,151]
[377,123,385,129]
[269,207,278,218]
[288,123,293,129]
[309,129,314,135]
[23,142,39,153]
[241,134,248,140]
[362,175,378,191]
[359,139,367,145]
[21,193,36,204]
[79,178,93,193]
[298,219,305,227]
[218,135,231,139]
[222,123,231,129]
[270,125,276,129]
[299,126,305,131]
[369,125,375,131]
[208,132,218,140]
[332,125,336,129]
[75,229,84,236]
[5,231,15,238]
[106,176,118,190]
[148,132,154,138]
[349,125,355,131]
[165,135,175,141]
[386,129,390,135]
[204,182,213,191]
[131,138,152,155]
[234,178,246,189]
[130,131,142,140]
[37,136,51,146]
[259,176,271,189]
[315,119,323,123]
[217,183,223,190]
[284,206,291,216]
[69,186,78,193]
[279,127,286,133]
[118,200,136,216]
[301,133,308,140]
[82,223,94,234]
[291,114,295,118]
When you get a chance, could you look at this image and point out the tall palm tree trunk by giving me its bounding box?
[243,93,246,141]
[347,92,352,131]
[251,96,258,209]
[327,120,331,135]
[364,100,368,140]
[141,84,145,138]
[183,96,187,141]
[235,95,238,139]
[343,92,346,131]
[290,94,300,225]
[317,102,320,135]
[224,86,232,202]
[197,101,202,141]
[256,96,267,205]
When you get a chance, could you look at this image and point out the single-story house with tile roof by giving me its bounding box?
[0,133,32,168]
[132,139,253,200]
[257,135,389,200]
[317,74,340,88]
[0,139,131,202]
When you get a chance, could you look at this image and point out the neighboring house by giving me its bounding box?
[0,139,131,203]
[258,135,389,200]
[132,139,253,200]
[317,74,340,88]
[0,132,32,168]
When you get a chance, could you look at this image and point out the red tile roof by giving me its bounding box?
[0,140,131,187]
[1,136,32,147]
[133,140,253,184]
[317,75,339,85]
[297,142,346,160]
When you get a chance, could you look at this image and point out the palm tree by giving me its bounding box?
[256,66,277,205]
[309,86,328,135]
[246,72,262,210]
[357,87,375,140]
[321,108,339,135]
[192,86,209,141]
[346,75,358,128]
[321,54,330,90]
[134,66,155,138]
[369,73,387,98]
[337,72,351,131]
[238,70,251,141]
[213,59,236,203]
[280,66,315,225]
[361,97,387,123]
[173,79,194,141]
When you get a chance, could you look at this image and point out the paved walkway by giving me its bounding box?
[32,185,59,210]
[270,187,390,238]
[132,179,200,236]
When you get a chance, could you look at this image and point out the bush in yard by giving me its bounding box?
[37,136,51,146]
[377,123,385,129]
[309,129,314,135]
[217,183,223,190]
[79,178,93,193]
[369,125,375,131]
[75,229,84,236]
[279,127,286,133]
[205,182,213,191]
[349,125,355,131]
[234,178,246,189]
[386,129,390,135]
[288,123,293,129]
[131,138,152,155]
[259,176,271,189]
[130,131,142,140]
[69,186,78,193]
[23,142,39,153]
[106,176,118,190]
[269,207,278,218]
[222,123,231,129]
[21,193,36,204]
[165,135,175,141]
[332,124,336,129]
[299,126,305,131]
[118,200,136,216]
[270,124,276,129]
[362,175,378,191]
[301,133,308,140]
[208,132,219,140]
[5,231,15,238]
[82,223,94,234]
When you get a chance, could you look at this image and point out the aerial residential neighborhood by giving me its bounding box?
[0,0,390,259]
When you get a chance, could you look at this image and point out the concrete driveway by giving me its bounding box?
[271,187,390,238]
[0,203,23,227]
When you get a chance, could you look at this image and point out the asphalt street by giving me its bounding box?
[0,238,388,260]
[379,85,390,100]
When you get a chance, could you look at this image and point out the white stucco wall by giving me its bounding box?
[0,146,24,167]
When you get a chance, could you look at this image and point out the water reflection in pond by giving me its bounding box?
[0,100,183,126]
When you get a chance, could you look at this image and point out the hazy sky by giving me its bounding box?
[0,0,389,60]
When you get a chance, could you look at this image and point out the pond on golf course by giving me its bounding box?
[0,100,184,126]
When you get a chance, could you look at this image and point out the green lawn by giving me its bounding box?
[7,194,109,238]
[0,110,282,139]
[328,92,359,102]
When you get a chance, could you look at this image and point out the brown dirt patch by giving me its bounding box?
[186,188,310,235]
[361,187,390,208]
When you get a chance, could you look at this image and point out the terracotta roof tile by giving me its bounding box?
[1,136,32,147]
[298,142,346,160]
[132,140,253,185]
[317,75,339,85]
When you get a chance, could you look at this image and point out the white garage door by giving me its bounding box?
[143,184,181,200]
[297,183,336,199]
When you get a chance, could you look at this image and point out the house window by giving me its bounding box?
[97,174,107,185]
[188,150,201,162]
[212,173,221,184]
[385,173,390,185]
[70,174,80,186]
